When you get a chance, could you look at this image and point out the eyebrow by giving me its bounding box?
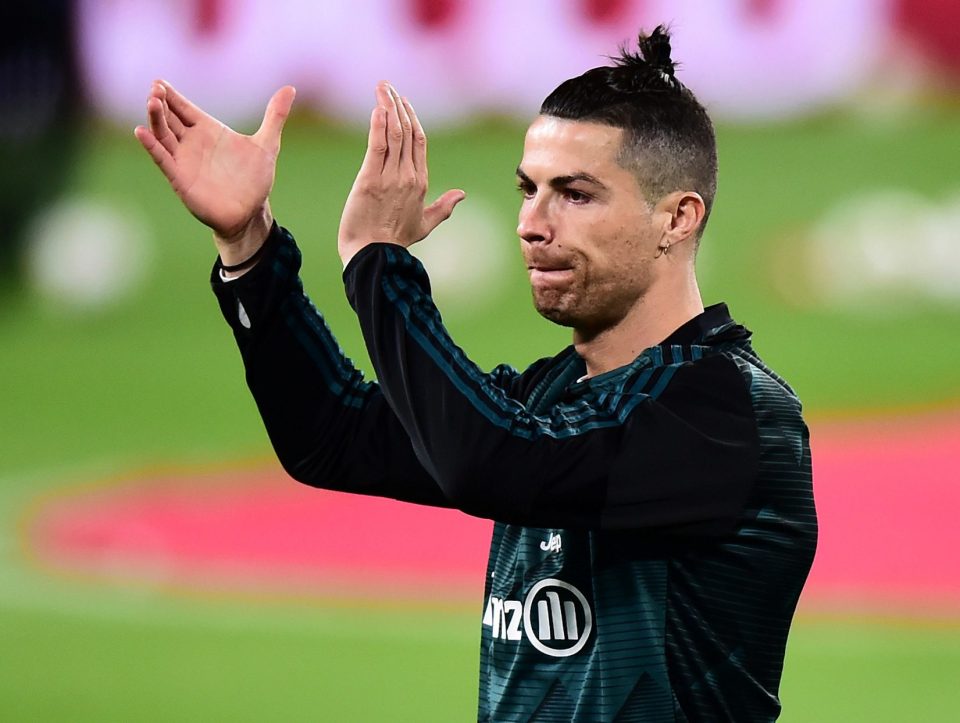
[516,167,609,191]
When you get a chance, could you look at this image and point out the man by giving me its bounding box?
[136,27,816,723]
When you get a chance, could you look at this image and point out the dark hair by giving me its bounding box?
[540,26,718,238]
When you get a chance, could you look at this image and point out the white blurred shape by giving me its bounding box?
[77,0,293,125]
[77,0,895,126]
[411,196,511,313]
[25,197,151,311]
[807,189,960,311]
[469,0,655,120]
[671,0,891,121]
[305,0,477,124]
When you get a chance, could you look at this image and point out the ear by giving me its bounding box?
[659,191,706,247]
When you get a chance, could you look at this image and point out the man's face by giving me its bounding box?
[516,116,665,334]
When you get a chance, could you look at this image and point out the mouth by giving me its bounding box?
[527,265,575,287]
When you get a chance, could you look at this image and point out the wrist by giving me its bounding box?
[338,238,368,269]
[338,236,408,269]
[216,203,274,277]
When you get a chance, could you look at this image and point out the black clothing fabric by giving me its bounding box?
[212,225,817,721]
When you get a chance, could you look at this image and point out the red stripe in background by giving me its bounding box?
[579,0,631,26]
[744,0,780,21]
[804,410,960,612]
[25,411,960,609]
[28,469,491,599]
[193,0,223,37]
[409,0,459,30]
[895,0,960,74]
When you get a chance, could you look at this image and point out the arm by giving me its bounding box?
[336,84,758,532]
[345,243,759,531]
[135,80,447,506]
[212,224,450,506]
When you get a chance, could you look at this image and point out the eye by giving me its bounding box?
[563,188,591,204]
[516,181,536,199]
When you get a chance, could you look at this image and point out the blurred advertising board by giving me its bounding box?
[76,0,960,126]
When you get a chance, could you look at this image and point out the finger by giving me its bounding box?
[375,80,393,111]
[359,105,388,178]
[390,85,414,171]
[158,79,203,126]
[147,97,179,156]
[421,189,466,237]
[134,125,178,184]
[255,85,296,153]
[150,82,186,139]
[401,96,427,176]
[161,96,186,139]
[377,81,403,171]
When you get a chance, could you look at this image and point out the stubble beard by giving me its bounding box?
[531,268,650,338]
[532,288,577,328]
[531,281,615,333]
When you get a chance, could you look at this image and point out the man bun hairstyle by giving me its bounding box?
[540,26,718,240]
[612,26,680,92]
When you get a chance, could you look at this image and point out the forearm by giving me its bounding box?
[215,202,274,276]
[214,225,448,506]
[345,244,607,523]
[345,244,760,531]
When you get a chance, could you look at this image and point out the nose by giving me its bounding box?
[517,197,553,244]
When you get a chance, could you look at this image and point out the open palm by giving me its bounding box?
[135,81,295,240]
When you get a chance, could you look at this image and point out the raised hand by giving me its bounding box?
[338,82,465,267]
[134,81,295,262]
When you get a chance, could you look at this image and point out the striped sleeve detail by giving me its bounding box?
[281,294,373,409]
[224,225,376,410]
[268,230,298,282]
[728,352,807,466]
[375,246,674,439]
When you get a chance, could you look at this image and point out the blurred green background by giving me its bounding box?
[3,1,960,719]
[2,114,959,721]
[5,114,960,476]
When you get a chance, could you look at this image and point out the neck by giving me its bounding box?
[574,271,704,377]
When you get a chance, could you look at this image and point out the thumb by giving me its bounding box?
[256,85,296,152]
[422,189,466,237]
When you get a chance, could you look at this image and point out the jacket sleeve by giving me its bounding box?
[344,243,761,533]
[211,223,460,508]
